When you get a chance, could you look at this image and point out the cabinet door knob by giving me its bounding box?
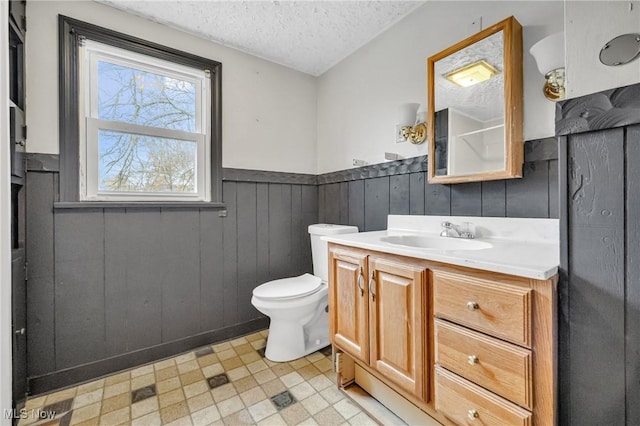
[357,267,365,296]
[467,409,479,420]
[369,272,376,301]
[466,301,479,311]
[468,355,479,365]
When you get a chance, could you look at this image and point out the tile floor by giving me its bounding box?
[19,330,378,426]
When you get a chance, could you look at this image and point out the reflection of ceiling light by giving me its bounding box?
[444,60,499,88]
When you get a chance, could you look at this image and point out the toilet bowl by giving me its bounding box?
[251,224,359,362]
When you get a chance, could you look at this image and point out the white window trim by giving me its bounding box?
[78,39,211,202]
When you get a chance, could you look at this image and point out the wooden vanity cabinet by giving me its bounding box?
[328,246,427,400]
[328,243,557,426]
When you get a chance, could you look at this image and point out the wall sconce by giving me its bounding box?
[530,32,565,101]
[397,103,427,144]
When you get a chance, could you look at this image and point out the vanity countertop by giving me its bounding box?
[322,215,559,280]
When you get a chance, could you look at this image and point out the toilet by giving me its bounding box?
[251,224,359,362]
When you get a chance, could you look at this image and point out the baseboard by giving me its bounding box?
[28,317,269,396]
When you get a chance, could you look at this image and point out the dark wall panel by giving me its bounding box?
[451,182,481,216]
[237,182,259,323]
[256,183,270,287]
[222,182,238,326]
[324,183,341,225]
[339,182,349,225]
[425,183,451,216]
[268,184,292,280]
[481,180,506,217]
[199,209,225,332]
[390,174,410,215]
[104,209,128,357]
[506,161,550,218]
[364,177,390,231]
[409,173,425,215]
[348,180,365,231]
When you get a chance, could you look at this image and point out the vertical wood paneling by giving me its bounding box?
[364,177,390,231]
[54,210,105,369]
[301,185,318,273]
[290,185,305,277]
[318,184,326,223]
[324,183,341,224]
[548,159,559,219]
[557,136,570,426]
[269,184,292,280]
[506,161,549,218]
[451,182,481,216]
[237,183,259,323]
[389,174,410,215]
[123,209,164,351]
[348,180,365,231]
[481,180,506,217]
[161,209,201,342]
[222,182,238,326]
[425,183,451,216]
[104,209,128,356]
[256,183,270,286]
[25,173,56,375]
[568,129,625,425]
[625,125,640,425]
[339,182,349,225]
[409,173,425,215]
[199,209,225,332]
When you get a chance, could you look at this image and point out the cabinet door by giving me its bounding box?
[369,256,426,399]
[329,248,369,363]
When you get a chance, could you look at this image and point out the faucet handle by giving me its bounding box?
[441,221,454,229]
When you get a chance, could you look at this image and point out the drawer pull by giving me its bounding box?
[466,301,479,311]
[467,409,479,420]
[357,267,365,296]
[468,355,479,365]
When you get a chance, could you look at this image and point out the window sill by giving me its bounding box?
[53,201,226,210]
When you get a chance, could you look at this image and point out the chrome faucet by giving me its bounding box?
[440,221,475,239]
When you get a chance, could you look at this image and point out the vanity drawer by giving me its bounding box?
[435,366,532,426]
[433,270,532,347]
[435,319,532,409]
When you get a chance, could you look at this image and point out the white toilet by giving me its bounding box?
[251,224,359,362]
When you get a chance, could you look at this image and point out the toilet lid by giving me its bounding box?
[253,273,322,300]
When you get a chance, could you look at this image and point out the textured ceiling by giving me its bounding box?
[96,0,425,76]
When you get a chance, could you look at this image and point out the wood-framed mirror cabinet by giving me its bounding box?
[427,16,523,184]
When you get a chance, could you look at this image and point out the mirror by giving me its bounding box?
[427,16,523,184]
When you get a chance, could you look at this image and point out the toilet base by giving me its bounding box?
[264,319,329,362]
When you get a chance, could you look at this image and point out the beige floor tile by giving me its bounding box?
[217,395,245,418]
[154,357,176,371]
[239,386,267,407]
[131,364,154,378]
[24,395,47,410]
[250,339,267,350]
[245,332,263,342]
[271,363,293,377]
[197,353,219,368]
[290,382,316,401]
[186,391,214,414]
[221,357,244,371]
[44,387,77,405]
[73,388,103,409]
[313,406,345,425]
[305,352,326,363]
[202,363,224,379]
[239,351,261,365]
[156,365,179,382]
[161,401,190,424]
[177,360,200,375]
[190,405,221,426]
[70,402,101,425]
[131,396,159,419]
[180,369,205,386]
[98,406,130,425]
[264,358,280,368]
[131,411,162,426]
[347,411,378,426]
[233,343,255,355]
[257,412,287,426]
[222,409,254,426]
[260,378,286,398]
[157,377,182,394]
[247,399,277,423]
[164,415,193,426]
[280,402,312,425]
[232,375,259,394]
[131,373,155,391]
[297,364,322,381]
[253,368,276,385]
[71,418,100,426]
[259,330,269,338]
[159,388,185,409]
[301,394,329,416]
[211,383,238,403]
[216,348,238,361]
[297,418,319,426]
[319,386,345,404]
[103,381,130,399]
[227,366,250,382]
[175,352,196,365]
[183,380,209,399]
[212,341,232,352]
[280,371,304,388]
[333,399,361,420]
[313,358,333,373]
[308,375,333,392]
[247,360,269,374]
[289,358,310,370]
[77,379,105,395]
[101,392,130,415]
[229,337,248,347]
[104,371,130,386]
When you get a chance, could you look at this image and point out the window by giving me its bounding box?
[59,16,222,203]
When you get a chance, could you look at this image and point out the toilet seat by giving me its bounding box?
[253,273,322,301]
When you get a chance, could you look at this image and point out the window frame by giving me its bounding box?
[59,15,222,204]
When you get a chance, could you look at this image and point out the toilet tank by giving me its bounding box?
[308,224,359,283]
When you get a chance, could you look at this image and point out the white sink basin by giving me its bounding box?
[381,235,492,251]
